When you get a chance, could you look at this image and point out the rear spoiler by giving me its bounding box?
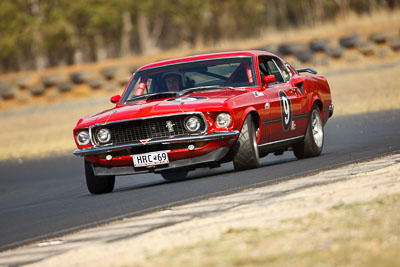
[296,67,317,75]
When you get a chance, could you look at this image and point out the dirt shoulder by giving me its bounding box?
[0,153,398,266]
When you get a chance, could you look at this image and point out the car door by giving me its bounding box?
[261,57,306,142]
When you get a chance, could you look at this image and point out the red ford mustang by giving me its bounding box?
[73,50,333,194]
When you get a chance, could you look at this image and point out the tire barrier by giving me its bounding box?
[389,37,400,51]
[295,49,314,63]
[1,27,400,108]
[369,30,397,44]
[88,79,105,90]
[14,75,35,89]
[100,67,120,80]
[0,81,15,99]
[41,73,64,87]
[309,39,332,52]
[356,41,376,56]
[339,34,364,48]
[70,71,92,84]
[324,46,344,58]
[28,84,46,96]
[57,81,74,93]
[278,42,307,56]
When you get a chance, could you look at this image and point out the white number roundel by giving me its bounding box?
[278,90,292,131]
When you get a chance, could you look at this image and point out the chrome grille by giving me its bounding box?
[93,114,205,146]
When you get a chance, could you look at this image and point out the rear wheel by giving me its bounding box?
[233,115,260,171]
[160,169,189,182]
[85,159,115,194]
[293,106,324,159]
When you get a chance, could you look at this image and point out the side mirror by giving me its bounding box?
[262,75,276,88]
[110,94,121,104]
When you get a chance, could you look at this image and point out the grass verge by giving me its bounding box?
[129,194,400,267]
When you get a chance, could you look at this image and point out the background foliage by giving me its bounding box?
[0,0,398,73]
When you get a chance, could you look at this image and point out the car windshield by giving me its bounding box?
[122,57,256,102]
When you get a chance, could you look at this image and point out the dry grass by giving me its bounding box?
[127,194,400,267]
[325,63,400,116]
[0,99,111,161]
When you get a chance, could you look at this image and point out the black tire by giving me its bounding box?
[293,106,324,159]
[389,37,400,51]
[57,81,74,93]
[356,41,375,56]
[0,81,15,99]
[339,34,363,48]
[41,74,63,87]
[100,67,120,80]
[233,115,260,171]
[324,46,344,59]
[70,71,92,84]
[295,49,314,63]
[369,30,396,44]
[29,84,46,96]
[309,39,331,52]
[160,169,188,182]
[278,42,307,56]
[85,159,115,194]
[88,79,105,89]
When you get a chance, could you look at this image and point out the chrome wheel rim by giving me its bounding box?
[254,127,260,159]
[311,110,323,148]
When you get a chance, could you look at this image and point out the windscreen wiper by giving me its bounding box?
[127,92,179,102]
[178,86,233,97]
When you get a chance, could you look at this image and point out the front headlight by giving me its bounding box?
[184,116,201,132]
[216,112,232,128]
[96,128,111,143]
[76,130,90,146]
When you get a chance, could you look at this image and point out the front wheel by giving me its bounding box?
[233,115,260,171]
[85,159,115,194]
[293,106,324,159]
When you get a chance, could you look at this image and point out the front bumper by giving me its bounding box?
[92,146,230,176]
[73,131,239,156]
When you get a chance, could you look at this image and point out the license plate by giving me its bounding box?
[132,151,169,167]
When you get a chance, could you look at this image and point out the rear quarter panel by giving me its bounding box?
[303,75,332,124]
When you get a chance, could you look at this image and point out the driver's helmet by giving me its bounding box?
[162,71,186,91]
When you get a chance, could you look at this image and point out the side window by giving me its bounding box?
[259,56,292,85]
[266,60,284,83]
[273,59,292,83]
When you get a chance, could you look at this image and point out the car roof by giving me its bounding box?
[138,50,276,71]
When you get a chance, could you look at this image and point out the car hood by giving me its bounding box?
[78,89,250,127]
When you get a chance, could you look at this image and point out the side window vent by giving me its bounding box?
[298,82,305,94]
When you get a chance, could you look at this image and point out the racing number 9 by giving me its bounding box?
[278,90,292,132]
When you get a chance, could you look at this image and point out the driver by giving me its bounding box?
[162,72,185,92]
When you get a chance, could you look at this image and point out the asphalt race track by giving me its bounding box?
[0,109,399,251]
